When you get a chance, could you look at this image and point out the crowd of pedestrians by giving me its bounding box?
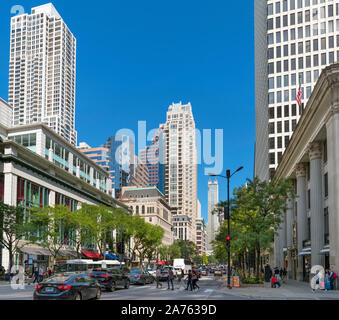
[155,266,200,292]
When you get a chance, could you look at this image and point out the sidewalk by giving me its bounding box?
[219,279,339,300]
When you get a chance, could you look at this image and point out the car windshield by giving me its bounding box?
[44,275,73,283]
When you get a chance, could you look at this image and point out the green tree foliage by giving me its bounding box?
[213,177,295,280]
[0,202,29,270]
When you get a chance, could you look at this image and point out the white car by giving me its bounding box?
[146,268,156,277]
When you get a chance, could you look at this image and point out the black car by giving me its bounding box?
[89,268,130,292]
[128,269,154,285]
[33,274,101,300]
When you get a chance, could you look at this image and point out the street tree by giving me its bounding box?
[0,202,30,271]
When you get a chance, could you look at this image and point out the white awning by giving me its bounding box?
[320,248,330,254]
[20,246,51,256]
[298,249,311,256]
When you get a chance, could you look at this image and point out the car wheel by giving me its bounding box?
[95,288,101,300]
[142,279,146,286]
[109,281,116,292]
[124,280,130,289]
[74,292,82,300]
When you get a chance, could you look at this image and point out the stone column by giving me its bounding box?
[326,105,339,277]
[286,199,294,279]
[309,141,324,267]
[296,163,308,281]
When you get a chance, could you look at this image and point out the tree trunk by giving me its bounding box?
[256,246,260,281]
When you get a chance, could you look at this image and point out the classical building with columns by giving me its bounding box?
[0,122,130,271]
[273,63,339,283]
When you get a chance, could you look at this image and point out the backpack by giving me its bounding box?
[333,272,337,280]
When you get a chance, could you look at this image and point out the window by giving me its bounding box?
[285,120,290,132]
[268,19,274,30]
[298,42,303,54]
[269,138,275,150]
[284,105,289,117]
[324,173,328,198]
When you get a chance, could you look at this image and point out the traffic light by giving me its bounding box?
[226,236,230,252]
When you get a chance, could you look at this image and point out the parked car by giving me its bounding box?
[128,269,154,285]
[88,268,130,292]
[159,267,170,281]
[146,268,156,277]
[33,273,101,300]
[214,269,222,276]
[201,269,208,276]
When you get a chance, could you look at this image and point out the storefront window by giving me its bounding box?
[55,193,78,247]
[17,177,49,209]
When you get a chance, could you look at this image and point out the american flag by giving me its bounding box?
[296,84,303,107]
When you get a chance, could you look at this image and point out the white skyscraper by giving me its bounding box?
[207,178,219,251]
[255,0,339,180]
[8,3,77,145]
[163,102,198,243]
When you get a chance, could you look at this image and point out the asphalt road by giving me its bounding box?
[0,276,249,300]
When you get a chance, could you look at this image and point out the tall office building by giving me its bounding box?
[8,3,77,145]
[105,135,135,198]
[255,0,339,181]
[162,102,198,243]
[139,125,165,193]
[0,98,13,128]
[207,178,219,251]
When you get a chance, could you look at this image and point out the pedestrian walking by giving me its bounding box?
[32,267,39,284]
[156,267,162,289]
[38,266,44,282]
[328,269,337,291]
[185,270,193,291]
[167,267,174,290]
[47,267,52,278]
[192,272,200,291]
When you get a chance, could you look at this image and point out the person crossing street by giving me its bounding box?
[167,267,174,290]
[156,267,162,289]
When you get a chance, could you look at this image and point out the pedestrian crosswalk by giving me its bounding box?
[127,284,214,294]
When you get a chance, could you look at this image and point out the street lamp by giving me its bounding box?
[209,166,243,289]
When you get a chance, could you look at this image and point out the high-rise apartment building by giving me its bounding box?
[255,0,339,181]
[8,3,77,145]
[207,178,219,251]
[162,102,198,243]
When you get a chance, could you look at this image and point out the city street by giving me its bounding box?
[0,276,248,300]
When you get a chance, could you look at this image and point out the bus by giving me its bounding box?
[173,259,192,275]
[54,259,124,274]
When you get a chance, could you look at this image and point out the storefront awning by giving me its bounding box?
[82,251,103,259]
[105,254,119,260]
[298,249,311,256]
[20,246,51,256]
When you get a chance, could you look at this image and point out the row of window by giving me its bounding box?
[268,5,335,28]
[269,70,320,90]
[269,118,299,135]
[268,37,339,60]
[268,22,339,45]
[268,52,336,75]
[268,0,335,16]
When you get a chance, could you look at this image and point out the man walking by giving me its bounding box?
[32,267,39,284]
[156,267,162,289]
[185,270,193,291]
[167,267,174,290]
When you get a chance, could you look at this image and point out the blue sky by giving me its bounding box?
[0,0,255,223]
